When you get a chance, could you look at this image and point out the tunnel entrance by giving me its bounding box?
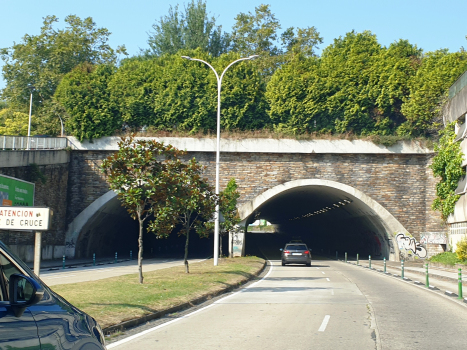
[240,179,405,261]
[68,191,213,260]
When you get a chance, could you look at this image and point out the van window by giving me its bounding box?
[0,253,23,301]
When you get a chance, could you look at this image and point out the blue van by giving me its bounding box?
[0,240,106,349]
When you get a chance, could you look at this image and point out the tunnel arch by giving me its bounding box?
[239,179,406,261]
[66,190,140,258]
[65,190,211,259]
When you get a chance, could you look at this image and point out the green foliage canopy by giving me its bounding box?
[107,49,268,135]
[430,123,465,220]
[0,15,124,111]
[219,178,241,235]
[0,109,36,136]
[399,50,467,137]
[55,63,120,141]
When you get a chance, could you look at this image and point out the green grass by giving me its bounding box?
[50,257,264,329]
[428,252,467,266]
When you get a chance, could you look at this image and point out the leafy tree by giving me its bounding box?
[280,26,323,58]
[148,0,230,57]
[231,4,322,77]
[0,109,36,135]
[55,63,120,140]
[430,122,465,220]
[368,40,422,133]
[219,178,240,257]
[149,157,216,273]
[231,4,281,77]
[399,50,467,137]
[0,15,125,133]
[101,136,184,284]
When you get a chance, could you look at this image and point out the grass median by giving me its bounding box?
[50,256,265,329]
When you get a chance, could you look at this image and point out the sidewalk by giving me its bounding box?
[344,258,467,285]
[27,255,135,272]
[341,257,467,303]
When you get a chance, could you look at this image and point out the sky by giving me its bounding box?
[1,0,466,90]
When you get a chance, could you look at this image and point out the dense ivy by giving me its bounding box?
[399,50,467,137]
[55,63,120,141]
[108,49,268,134]
[430,123,466,220]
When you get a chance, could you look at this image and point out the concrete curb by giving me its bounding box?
[340,260,467,305]
[102,259,268,335]
[347,260,467,286]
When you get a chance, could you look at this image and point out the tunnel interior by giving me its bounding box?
[73,183,397,262]
[244,185,394,260]
[74,196,214,260]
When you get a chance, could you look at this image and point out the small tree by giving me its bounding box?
[101,135,183,283]
[150,157,216,273]
[456,237,467,261]
[219,178,240,257]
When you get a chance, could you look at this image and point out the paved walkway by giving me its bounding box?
[344,258,467,285]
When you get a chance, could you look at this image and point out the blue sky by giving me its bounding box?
[1,0,466,90]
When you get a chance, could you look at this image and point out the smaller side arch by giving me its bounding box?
[65,190,116,257]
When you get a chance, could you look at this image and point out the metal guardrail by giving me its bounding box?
[1,136,68,150]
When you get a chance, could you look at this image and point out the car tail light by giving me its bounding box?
[284,250,290,254]
[304,251,310,254]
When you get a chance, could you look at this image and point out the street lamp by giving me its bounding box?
[27,85,35,149]
[182,54,259,266]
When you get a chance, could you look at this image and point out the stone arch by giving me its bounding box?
[65,190,117,257]
[238,179,409,261]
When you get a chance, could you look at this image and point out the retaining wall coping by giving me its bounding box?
[67,136,432,155]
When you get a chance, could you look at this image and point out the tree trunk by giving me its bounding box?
[138,216,144,284]
[219,234,223,258]
[184,223,190,274]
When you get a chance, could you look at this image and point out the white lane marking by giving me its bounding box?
[318,315,331,332]
[321,271,325,275]
[107,260,274,349]
[326,278,330,282]
[331,289,334,295]
[316,267,320,270]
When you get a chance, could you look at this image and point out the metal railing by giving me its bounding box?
[1,136,68,150]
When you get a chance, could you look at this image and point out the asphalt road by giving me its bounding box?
[105,258,467,350]
[40,258,206,286]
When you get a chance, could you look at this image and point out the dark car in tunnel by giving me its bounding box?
[280,243,312,266]
[0,240,107,349]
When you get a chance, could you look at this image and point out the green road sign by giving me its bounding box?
[0,175,35,207]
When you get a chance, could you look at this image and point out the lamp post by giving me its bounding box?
[27,85,35,150]
[182,55,259,266]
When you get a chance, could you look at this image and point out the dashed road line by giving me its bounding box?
[318,315,331,332]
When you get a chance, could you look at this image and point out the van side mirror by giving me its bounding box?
[9,274,44,317]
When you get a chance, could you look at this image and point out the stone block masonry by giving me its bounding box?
[0,139,444,261]
[0,151,70,261]
[67,148,442,241]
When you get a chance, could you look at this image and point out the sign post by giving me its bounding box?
[34,232,42,276]
[0,207,51,276]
